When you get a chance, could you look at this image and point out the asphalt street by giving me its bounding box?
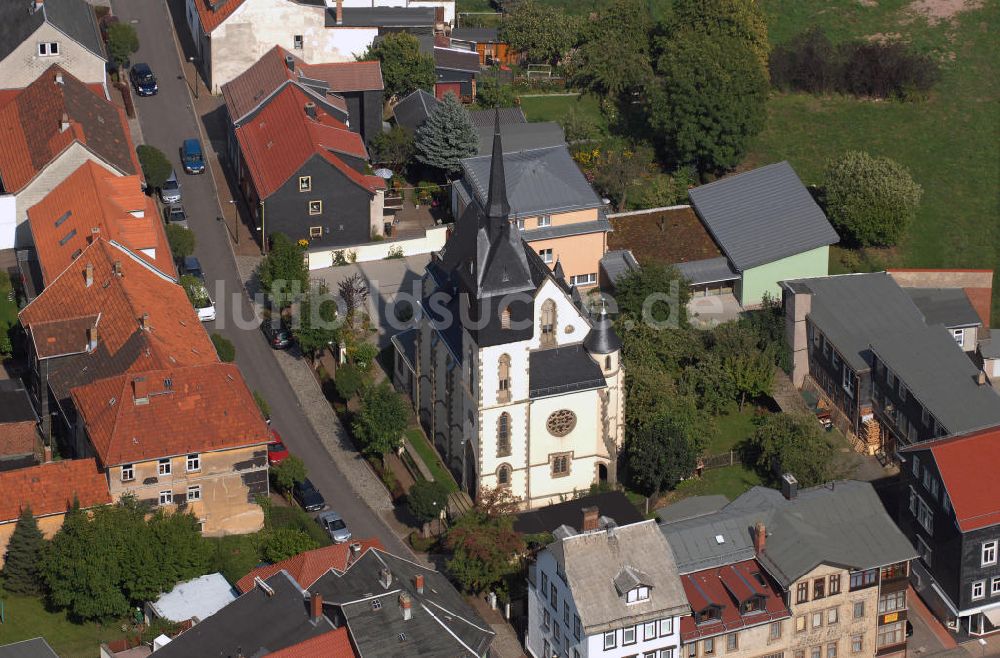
[110,0,409,555]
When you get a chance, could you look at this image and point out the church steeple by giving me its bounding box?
[484,110,510,225]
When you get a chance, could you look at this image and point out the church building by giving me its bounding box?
[392,115,625,509]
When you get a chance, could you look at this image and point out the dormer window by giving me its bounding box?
[626,586,649,603]
[695,606,721,624]
[740,595,765,614]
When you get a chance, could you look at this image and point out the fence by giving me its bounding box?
[701,450,743,471]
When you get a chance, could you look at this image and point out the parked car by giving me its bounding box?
[163,204,189,229]
[129,63,158,96]
[181,138,206,175]
[316,510,352,543]
[293,478,326,512]
[180,255,205,281]
[261,317,293,350]
[160,171,181,204]
[267,430,289,466]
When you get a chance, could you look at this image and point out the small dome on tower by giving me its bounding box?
[584,304,621,355]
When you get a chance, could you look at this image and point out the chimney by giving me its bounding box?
[285,54,294,72]
[781,473,798,500]
[113,260,123,277]
[414,574,424,594]
[977,370,988,386]
[132,376,149,405]
[54,72,63,85]
[87,325,98,352]
[379,567,392,590]
[43,445,53,463]
[60,112,69,132]
[85,262,93,287]
[310,592,323,621]
[581,506,599,532]
[399,592,412,621]
[335,0,343,25]
[89,227,100,243]
[304,102,317,119]
[753,521,766,554]
[140,312,150,331]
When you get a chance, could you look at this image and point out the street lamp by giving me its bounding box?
[187,56,199,99]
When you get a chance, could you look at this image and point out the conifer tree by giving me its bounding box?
[414,93,478,175]
[2,506,45,594]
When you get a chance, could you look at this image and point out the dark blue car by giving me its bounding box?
[129,63,158,96]
[182,138,205,174]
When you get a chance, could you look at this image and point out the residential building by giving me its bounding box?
[26,160,175,285]
[897,426,1000,636]
[455,144,610,286]
[0,66,139,248]
[0,379,41,471]
[660,481,918,658]
[0,637,60,658]
[235,538,385,593]
[222,45,383,143]
[392,88,441,133]
[527,520,688,658]
[145,573,238,626]
[397,121,625,508]
[451,26,515,66]
[902,287,983,353]
[184,0,452,93]
[0,0,106,92]
[685,162,839,307]
[230,82,386,258]
[17,239,218,454]
[427,37,480,100]
[0,458,110,566]
[888,268,994,345]
[513,492,644,536]
[71,362,271,535]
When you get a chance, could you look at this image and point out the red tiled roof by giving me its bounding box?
[679,559,790,642]
[266,628,355,658]
[0,421,39,458]
[19,239,216,366]
[0,458,110,523]
[71,362,271,467]
[235,84,382,199]
[236,539,384,594]
[300,60,383,92]
[904,426,1000,531]
[191,0,247,33]
[0,66,137,193]
[28,161,175,285]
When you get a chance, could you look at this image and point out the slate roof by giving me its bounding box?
[392,88,439,132]
[451,27,500,43]
[461,145,602,218]
[688,161,839,271]
[659,506,760,574]
[529,344,606,398]
[904,287,982,328]
[550,520,688,635]
[676,257,739,285]
[520,217,612,242]
[468,106,526,128]
[901,426,1000,532]
[390,328,417,374]
[335,7,436,26]
[0,458,110,524]
[151,572,337,658]
[514,491,644,534]
[0,638,59,658]
[28,161,174,285]
[599,250,640,287]
[870,326,1000,434]
[312,548,495,657]
[236,539,385,593]
[149,573,238,624]
[655,495,729,525]
[0,379,36,424]
[474,122,565,156]
[0,66,137,193]
[0,0,103,64]
[583,308,621,355]
[435,46,481,73]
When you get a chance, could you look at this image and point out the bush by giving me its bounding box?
[165,224,195,259]
[254,390,271,421]
[271,455,307,495]
[0,331,11,359]
[137,145,172,190]
[406,479,450,524]
[409,531,436,552]
[211,333,235,362]
[335,363,365,400]
[261,528,319,563]
[353,382,408,457]
[351,342,379,372]
[558,107,600,143]
[106,22,139,69]
[476,75,517,108]
[824,151,923,247]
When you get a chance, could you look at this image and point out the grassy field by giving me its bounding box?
[405,428,459,493]
[706,406,760,455]
[0,272,16,331]
[518,93,605,130]
[670,465,764,503]
[751,0,999,322]
[0,593,129,658]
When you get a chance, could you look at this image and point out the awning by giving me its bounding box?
[985,605,1000,627]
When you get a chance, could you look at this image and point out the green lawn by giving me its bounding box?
[751,0,1000,323]
[0,593,129,658]
[518,93,606,131]
[672,465,764,502]
[0,272,17,330]
[705,405,760,455]
[405,428,459,493]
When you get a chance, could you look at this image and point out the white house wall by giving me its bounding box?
[0,22,107,91]
[0,196,16,250]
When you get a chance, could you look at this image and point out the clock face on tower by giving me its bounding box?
[546,410,577,437]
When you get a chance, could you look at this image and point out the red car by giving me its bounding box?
[267,430,289,465]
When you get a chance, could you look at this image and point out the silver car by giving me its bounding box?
[160,170,181,204]
[316,510,351,543]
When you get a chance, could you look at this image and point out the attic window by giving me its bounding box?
[626,586,649,604]
[70,248,82,260]
[398,633,406,642]
[38,42,59,56]
[59,228,77,246]
[715,535,725,544]
[55,210,72,227]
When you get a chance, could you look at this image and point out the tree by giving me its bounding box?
[499,0,579,65]
[475,75,517,108]
[645,32,768,176]
[271,455,307,495]
[369,126,414,169]
[262,528,319,563]
[592,143,655,212]
[744,413,836,487]
[180,274,209,307]
[445,511,525,593]
[668,0,770,74]
[337,273,370,322]
[350,342,379,372]
[2,507,45,594]
[713,322,774,410]
[257,233,309,302]
[352,382,408,457]
[137,145,172,191]
[680,353,736,414]
[572,0,653,109]
[406,480,450,524]
[211,333,236,362]
[414,93,479,175]
[165,224,195,259]
[293,287,340,359]
[625,412,698,497]
[361,33,435,99]
[613,263,691,327]
[106,22,139,70]
[476,485,522,519]
[823,151,922,247]
[335,363,365,400]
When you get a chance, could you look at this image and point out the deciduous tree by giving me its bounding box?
[369,126,414,169]
[293,286,340,359]
[668,0,770,74]
[2,507,45,594]
[106,23,139,70]
[406,480,450,524]
[137,145,172,191]
[257,233,309,302]
[571,0,653,103]
[414,93,478,175]
[445,511,524,593]
[713,322,774,410]
[262,528,319,563]
[591,143,655,212]
[745,413,836,487]
[352,383,408,457]
[271,455,307,495]
[165,224,195,259]
[361,33,435,99]
[499,0,579,65]
[475,75,517,108]
[625,406,700,497]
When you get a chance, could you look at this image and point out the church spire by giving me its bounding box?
[484,109,509,222]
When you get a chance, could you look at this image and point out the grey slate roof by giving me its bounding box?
[688,161,839,271]
[462,146,602,218]
[675,256,739,285]
[600,250,640,288]
[452,26,499,43]
[551,520,688,635]
[584,309,621,355]
[529,344,606,398]
[475,121,565,156]
[391,327,417,373]
[870,325,1000,434]
[0,379,37,424]
[469,106,526,128]
[521,217,611,242]
[392,88,439,132]
[981,338,1000,359]
[659,507,760,574]
[904,288,982,328]
[656,495,729,524]
[0,638,59,658]
[0,0,104,63]
[335,6,436,26]
[514,491,644,534]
